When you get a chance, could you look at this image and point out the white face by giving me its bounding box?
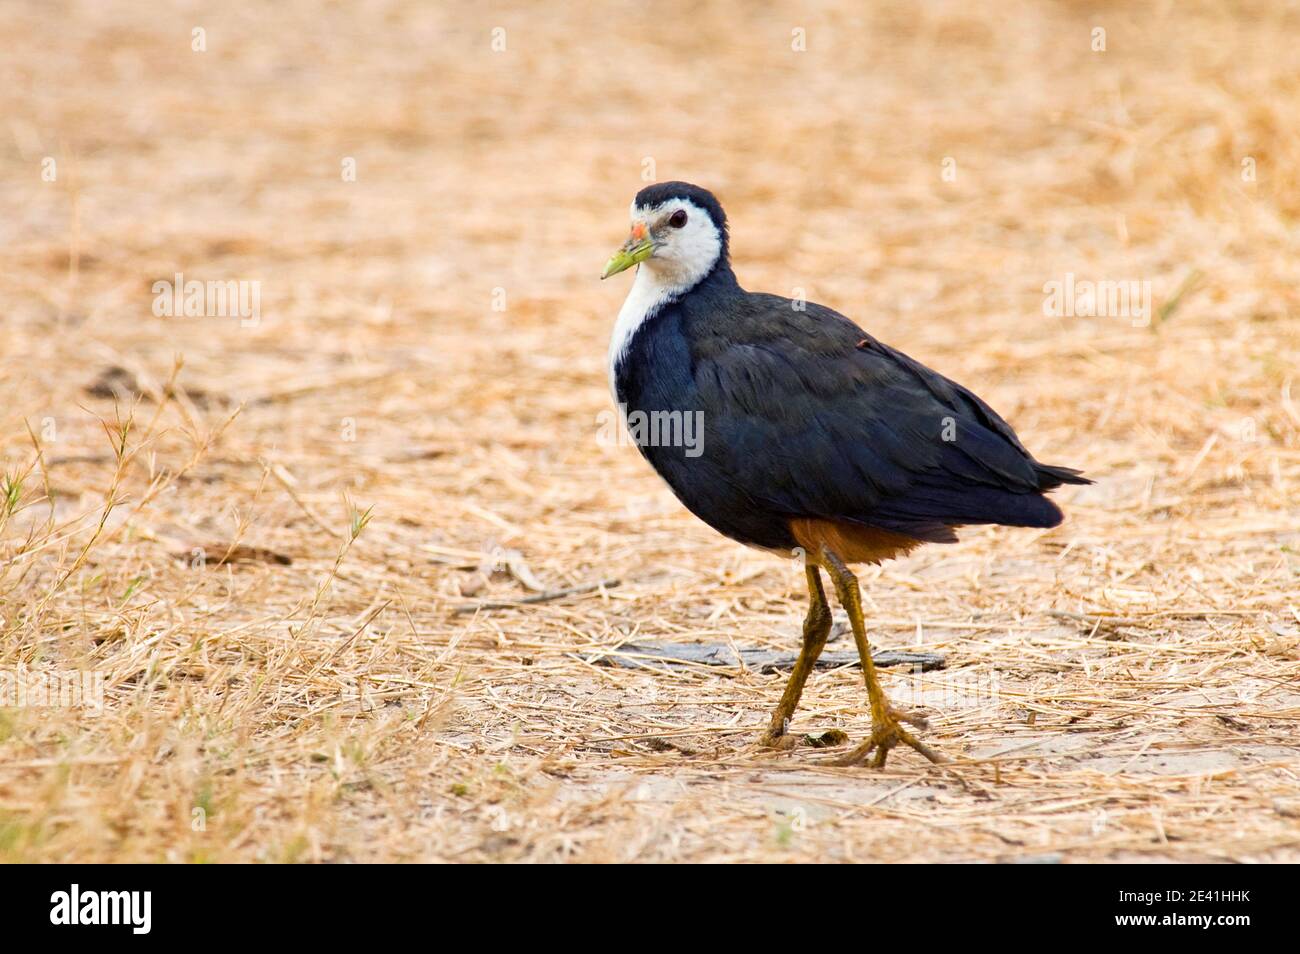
[631,197,722,293]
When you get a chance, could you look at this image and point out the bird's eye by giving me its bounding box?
[668,210,688,228]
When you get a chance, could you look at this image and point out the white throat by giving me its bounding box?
[607,264,678,398]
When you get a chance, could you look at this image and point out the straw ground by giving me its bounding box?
[1,1,1298,862]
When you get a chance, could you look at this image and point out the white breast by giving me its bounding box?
[607,265,673,400]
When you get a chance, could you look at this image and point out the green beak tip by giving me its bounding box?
[601,240,654,279]
[600,254,628,280]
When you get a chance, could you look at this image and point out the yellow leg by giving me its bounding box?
[820,546,946,768]
[759,563,832,748]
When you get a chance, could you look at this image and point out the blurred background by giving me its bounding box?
[1,1,1297,862]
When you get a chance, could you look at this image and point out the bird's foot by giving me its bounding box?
[758,730,799,751]
[827,706,945,768]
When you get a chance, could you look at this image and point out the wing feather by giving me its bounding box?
[690,296,1088,542]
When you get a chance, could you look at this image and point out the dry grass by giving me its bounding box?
[1,0,1298,862]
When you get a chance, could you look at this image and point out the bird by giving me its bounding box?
[601,181,1089,767]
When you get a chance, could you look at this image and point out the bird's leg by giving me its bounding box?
[820,546,946,768]
[759,562,832,748]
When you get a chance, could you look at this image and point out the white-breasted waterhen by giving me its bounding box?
[601,182,1089,767]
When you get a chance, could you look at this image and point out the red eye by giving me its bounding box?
[668,210,688,228]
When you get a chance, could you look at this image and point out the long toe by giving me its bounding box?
[892,724,948,765]
[757,732,799,751]
[826,717,946,768]
[827,737,878,766]
[890,706,930,730]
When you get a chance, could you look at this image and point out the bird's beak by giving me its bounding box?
[601,222,655,279]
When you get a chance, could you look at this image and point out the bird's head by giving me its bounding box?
[601,181,728,289]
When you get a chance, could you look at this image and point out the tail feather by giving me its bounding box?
[861,462,1089,542]
[1034,463,1092,490]
[867,481,1067,536]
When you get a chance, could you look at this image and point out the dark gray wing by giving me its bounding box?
[690,295,1087,542]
